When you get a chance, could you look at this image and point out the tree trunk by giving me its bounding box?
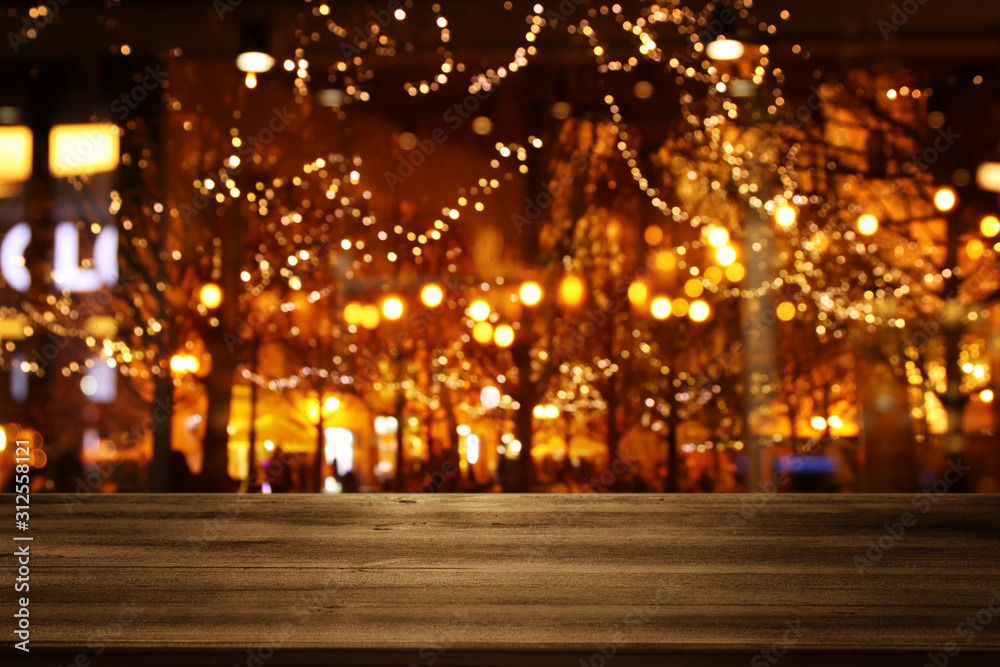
[150,369,174,492]
[515,399,535,492]
[666,391,679,493]
[201,332,237,492]
[313,379,326,493]
[605,373,619,481]
[394,388,406,492]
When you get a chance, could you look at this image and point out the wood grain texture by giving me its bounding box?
[2,494,999,666]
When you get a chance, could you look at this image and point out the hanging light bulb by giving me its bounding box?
[236,23,275,73]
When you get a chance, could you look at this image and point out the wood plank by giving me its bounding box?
[2,494,999,666]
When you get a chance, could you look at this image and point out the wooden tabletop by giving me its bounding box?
[2,494,999,666]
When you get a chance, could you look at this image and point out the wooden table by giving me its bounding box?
[2,494,999,665]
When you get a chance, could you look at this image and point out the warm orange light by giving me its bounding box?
[493,324,515,347]
[857,214,879,236]
[811,416,827,430]
[199,283,223,309]
[472,321,494,343]
[980,215,1000,238]
[382,297,404,320]
[170,355,199,374]
[360,305,380,329]
[966,239,985,261]
[643,225,663,246]
[0,126,32,185]
[707,227,729,248]
[519,282,542,306]
[652,250,676,272]
[421,284,444,308]
[671,298,690,318]
[775,205,797,227]
[628,282,648,307]
[725,263,746,283]
[559,275,585,307]
[170,355,187,373]
[49,123,120,178]
[776,301,796,321]
[469,300,491,322]
[688,300,710,322]
[981,389,995,403]
[650,297,672,320]
[344,302,363,325]
[715,245,737,266]
[684,278,704,298]
[934,187,956,212]
[706,37,745,61]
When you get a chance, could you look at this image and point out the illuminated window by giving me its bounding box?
[49,123,120,178]
[0,126,32,185]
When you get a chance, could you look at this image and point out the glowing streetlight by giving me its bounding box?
[170,355,199,374]
[344,302,363,325]
[776,301,796,321]
[980,215,1000,238]
[469,300,491,321]
[472,321,494,343]
[650,297,672,320]
[421,284,444,308]
[707,227,730,248]
[236,52,275,73]
[558,275,585,307]
[775,205,797,227]
[811,416,827,430]
[480,386,501,409]
[382,297,404,320]
[360,305,380,329]
[706,37,745,61]
[628,282,648,307]
[199,283,223,309]
[519,281,542,306]
[715,245,737,266]
[857,214,879,236]
[493,324,515,347]
[689,300,711,322]
[934,187,956,212]
[533,404,560,419]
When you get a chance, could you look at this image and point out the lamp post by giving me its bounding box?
[706,8,773,493]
